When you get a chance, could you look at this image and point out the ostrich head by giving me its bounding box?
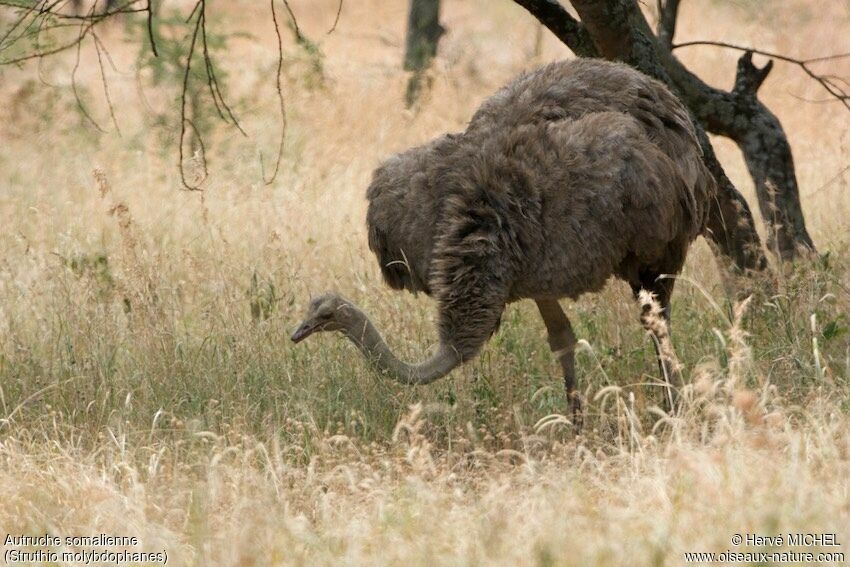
[290,292,352,343]
[290,290,461,385]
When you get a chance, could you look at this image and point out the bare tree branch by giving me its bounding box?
[70,4,106,132]
[146,0,157,56]
[655,0,679,50]
[0,0,143,64]
[673,40,850,111]
[0,0,47,50]
[327,0,343,34]
[0,0,144,21]
[1,22,92,64]
[199,5,245,135]
[184,0,201,23]
[512,0,597,57]
[262,0,287,185]
[92,31,120,134]
[732,50,772,96]
[1,0,265,191]
[280,0,302,42]
[179,0,206,191]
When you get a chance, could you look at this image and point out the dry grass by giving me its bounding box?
[1,0,849,564]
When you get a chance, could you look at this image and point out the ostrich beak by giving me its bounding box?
[290,321,316,343]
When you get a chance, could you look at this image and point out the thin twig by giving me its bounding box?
[184,0,202,23]
[673,40,850,66]
[14,36,85,64]
[199,6,246,136]
[0,0,146,20]
[0,0,143,64]
[146,0,157,56]
[92,31,120,134]
[93,29,119,72]
[672,40,850,111]
[327,0,343,34]
[179,0,206,191]
[262,0,287,185]
[199,7,225,122]
[0,0,46,51]
[70,6,106,132]
[280,0,301,41]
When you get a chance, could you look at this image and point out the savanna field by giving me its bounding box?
[1,0,849,564]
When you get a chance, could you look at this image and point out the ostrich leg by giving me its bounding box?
[535,299,581,426]
[631,276,681,413]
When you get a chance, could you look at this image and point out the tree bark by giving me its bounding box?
[656,0,680,50]
[512,0,597,57]
[404,0,444,106]
[661,48,815,260]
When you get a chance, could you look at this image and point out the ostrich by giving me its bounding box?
[291,59,714,417]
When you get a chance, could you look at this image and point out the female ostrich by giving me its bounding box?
[291,59,714,416]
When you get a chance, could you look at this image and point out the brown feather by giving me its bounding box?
[366,59,714,361]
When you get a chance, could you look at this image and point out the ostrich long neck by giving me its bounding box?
[340,303,460,385]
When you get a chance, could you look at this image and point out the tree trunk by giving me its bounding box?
[660,49,815,260]
[404,0,444,107]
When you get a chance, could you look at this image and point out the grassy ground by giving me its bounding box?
[1,0,849,564]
